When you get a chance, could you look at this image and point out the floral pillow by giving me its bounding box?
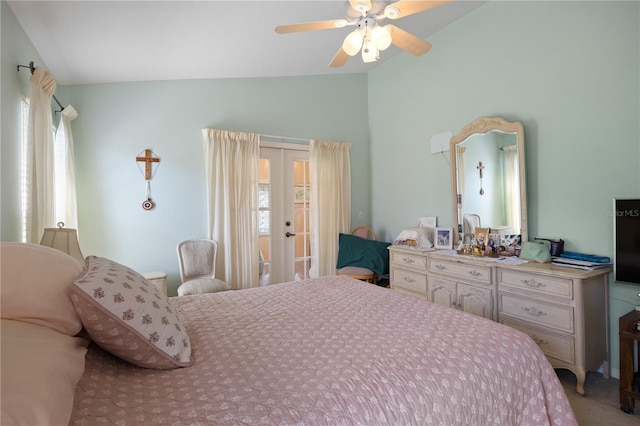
[70,256,193,369]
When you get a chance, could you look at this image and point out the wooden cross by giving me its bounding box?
[136,149,160,180]
[477,161,485,178]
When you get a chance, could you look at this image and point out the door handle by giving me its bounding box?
[285,232,296,238]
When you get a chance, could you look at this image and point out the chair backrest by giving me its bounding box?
[463,214,481,235]
[177,239,217,283]
[352,226,376,241]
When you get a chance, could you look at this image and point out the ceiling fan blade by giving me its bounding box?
[387,25,432,56]
[384,0,453,19]
[349,0,372,14]
[275,19,348,34]
[329,48,351,68]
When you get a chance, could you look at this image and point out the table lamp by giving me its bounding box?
[39,222,84,264]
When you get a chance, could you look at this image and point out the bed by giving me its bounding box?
[1,243,577,425]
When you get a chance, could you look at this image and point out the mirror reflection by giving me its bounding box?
[450,117,527,244]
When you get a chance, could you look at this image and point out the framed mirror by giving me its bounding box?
[450,117,527,244]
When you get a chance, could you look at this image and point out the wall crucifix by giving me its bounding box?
[135,149,160,210]
[477,161,485,195]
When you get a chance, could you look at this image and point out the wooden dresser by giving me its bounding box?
[388,246,611,395]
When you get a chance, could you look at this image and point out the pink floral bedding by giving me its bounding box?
[71,276,577,425]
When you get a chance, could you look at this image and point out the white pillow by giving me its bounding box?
[0,243,84,335]
[0,319,89,426]
[393,227,435,249]
[70,256,193,369]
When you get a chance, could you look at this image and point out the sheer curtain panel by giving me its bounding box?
[25,67,57,243]
[309,139,351,278]
[202,129,260,289]
[502,145,521,232]
[54,105,80,229]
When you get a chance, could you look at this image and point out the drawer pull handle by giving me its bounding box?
[435,264,447,270]
[530,335,548,345]
[468,270,482,277]
[522,306,547,317]
[402,257,415,264]
[522,278,546,288]
[403,276,416,283]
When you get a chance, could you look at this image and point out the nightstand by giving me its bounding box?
[620,309,640,414]
[142,271,168,295]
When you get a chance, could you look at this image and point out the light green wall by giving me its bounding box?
[369,0,639,377]
[2,0,639,376]
[57,75,371,293]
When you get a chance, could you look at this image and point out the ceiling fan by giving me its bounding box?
[275,0,453,67]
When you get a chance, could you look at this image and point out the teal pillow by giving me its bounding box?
[336,233,391,275]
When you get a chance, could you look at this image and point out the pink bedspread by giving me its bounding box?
[71,276,577,425]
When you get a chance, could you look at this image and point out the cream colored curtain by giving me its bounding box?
[54,105,79,229]
[25,67,57,243]
[456,146,466,225]
[503,145,520,232]
[309,139,351,278]
[202,129,260,289]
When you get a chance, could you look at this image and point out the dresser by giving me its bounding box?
[388,246,611,395]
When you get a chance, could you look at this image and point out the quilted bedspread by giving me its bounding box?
[71,276,577,425]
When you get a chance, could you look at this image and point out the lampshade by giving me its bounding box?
[361,39,379,63]
[39,224,84,264]
[342,30,364,56]
[371,25,392,51]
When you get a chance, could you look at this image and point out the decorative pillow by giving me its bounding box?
[0,242,84,336]
[336,233,391,275]
[70,256,193,369]
[1,319,89,426]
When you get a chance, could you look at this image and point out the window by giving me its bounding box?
[20,95,30,242]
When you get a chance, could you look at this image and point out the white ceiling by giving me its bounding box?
[8,0,486,86]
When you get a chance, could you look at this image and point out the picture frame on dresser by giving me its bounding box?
[418,216,437,228]
[434,227,452,249]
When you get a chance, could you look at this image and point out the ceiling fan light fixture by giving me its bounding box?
[371,25,392,51]
[361,41,379,63]
[342,30,364,56]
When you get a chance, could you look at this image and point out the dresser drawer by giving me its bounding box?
[391,251,428,270]
[501,319,575,365]
[391,268,427,294]
[499,270,573,299]
[498,293,574,333]
[428,259,491,284]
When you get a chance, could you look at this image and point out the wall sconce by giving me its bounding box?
[39,222,84,264]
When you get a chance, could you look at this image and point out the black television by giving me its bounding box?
[614,198,640,285]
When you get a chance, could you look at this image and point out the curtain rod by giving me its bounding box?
[17,61,64,112]
[260,134,310,143]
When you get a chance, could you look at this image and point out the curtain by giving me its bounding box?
[456,146,466,226]
[25,67,57,243]
[202,129,260,289]
[502,145,520,232]
[309,139,351,278]
[54,105,79,229]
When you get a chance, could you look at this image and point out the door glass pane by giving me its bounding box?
[292,159,311,281]
[258,158,271,286]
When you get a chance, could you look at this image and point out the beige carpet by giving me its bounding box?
[557,369,640,426]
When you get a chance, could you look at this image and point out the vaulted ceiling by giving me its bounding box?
[8,1,486,85]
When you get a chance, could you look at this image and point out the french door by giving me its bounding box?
[259,146,311,285]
